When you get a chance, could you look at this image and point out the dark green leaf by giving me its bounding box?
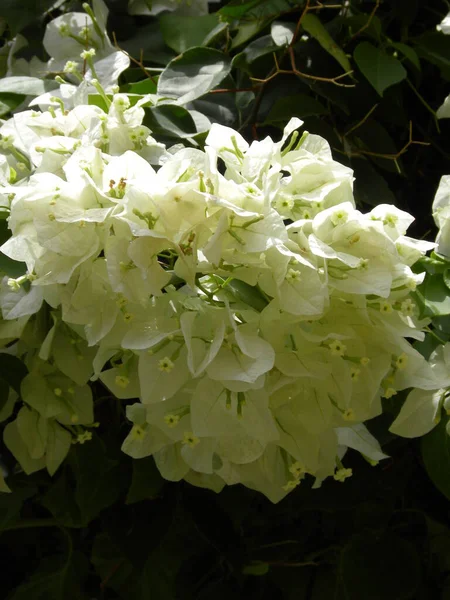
[352,159,397,207]
[118,22,175,66]
[126,456,164,504]
[9,551,89,600]
[301,13,351,73]
[231,21,269,49]
[0,93,26,117]
[340,532,422,599]
[228,279,269,312]
[159,13,218,54]
[417,274,450,317]
[0,354,28,395]
[219,0,261,20]
[191,92,239,127]
[415,33,450,79]
[123,79,158,95]
[91,533,135,596]
[69,434,126,526]
[264,93,326,124]
[243,561,270,575]
[354,42,407,96]
[144,105,197,139]
[444,268,450,290]
[0,484,36,531]
[41,470,82,528]
[391,42,421,71]
[158,48,232,104]
[422,414,450,501]
[1,0,55,34]
[232,35,279,73]
[346,14,382,41]
[220,0,302,22]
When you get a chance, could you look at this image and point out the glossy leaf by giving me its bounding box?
[422,414,450,501]
[354,42,407,96]
[159,14,218,54]
[158,48,232,104]
[302,13,352,73]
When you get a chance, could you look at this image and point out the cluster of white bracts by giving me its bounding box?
[0,90,441,501]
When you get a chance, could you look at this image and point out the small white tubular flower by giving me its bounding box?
[158,357,175,373]
[63,60,79,74]
[182,431,200,448]
[329,339,347,357]
[334,468,352,482]
[80,48,96,60]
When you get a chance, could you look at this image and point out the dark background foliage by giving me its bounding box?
[1,0,450,598]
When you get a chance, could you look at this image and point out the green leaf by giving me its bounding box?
[118,22,175,66]
[354,42,407,96]
[0,353,28,395]
[0,220,27,278]
[415,32,450,79]
[91,533,135,596]
[0,386,16,423]
[352,159,396,207]
[302,14,352,73]
[422,414,450,501]
[41,471,82,528]
[0,76,58,96]
[0,484,36,528]
[231,21,269,49]
[346,14,382,41]
[9,551,89,600]
[220,0,302,23]
[69,434,126,526]
[126,456,164,504]
[123,79,158,95]
[340,532,422,599]
[1,0,55,34]
[417,274,450,317]
[144,105,197,139]
[0,470,10,493]
[264,93,326,124]
[0,93,26,117]
[219,0,261,20]
[242,562,270,575]
[391,42,421,71]
[232,35,279,73]
[228,279,269,312]
[444,268,450,290]
[158,48,232,104]
[159,13,218,54]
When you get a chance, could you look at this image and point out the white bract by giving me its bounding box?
[6,0,130,91]
[432,175,450,258]
[0,93,439,502]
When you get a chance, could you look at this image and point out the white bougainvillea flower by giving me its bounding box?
[437,12,450,34]
[0,100,438,501]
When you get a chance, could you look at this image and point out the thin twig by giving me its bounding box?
[351,0,381,40]
[406,79,441,134]
[112,31,157,83]
[335,122,430,166]
[344,103,378,137]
